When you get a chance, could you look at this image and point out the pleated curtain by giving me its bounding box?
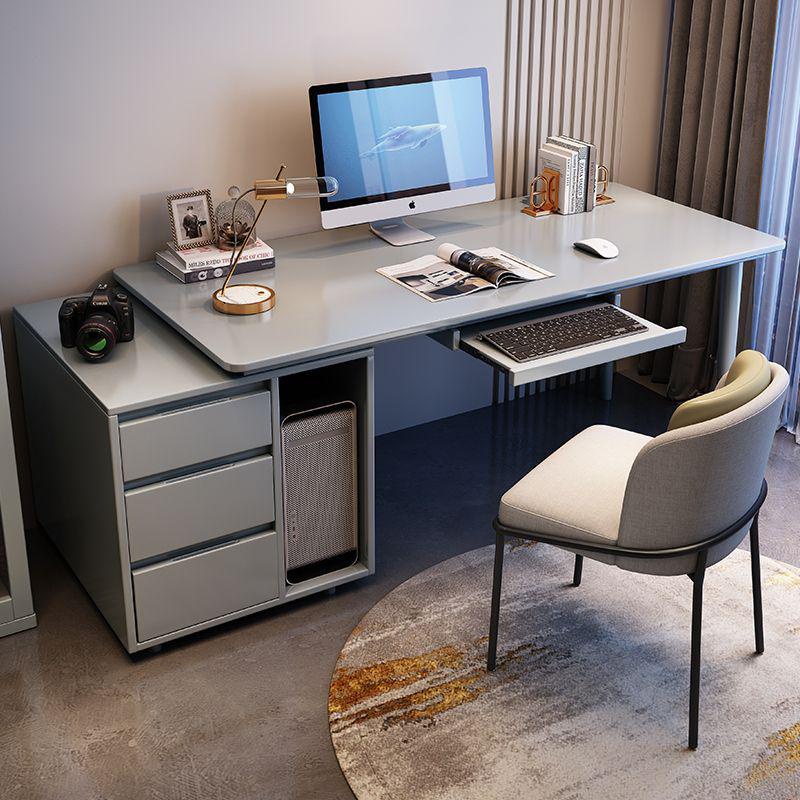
[750,0,800,440]
[639,0,779,399]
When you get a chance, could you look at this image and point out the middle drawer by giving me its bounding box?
[125,455,274,562]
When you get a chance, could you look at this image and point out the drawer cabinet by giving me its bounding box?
[119,390,272,481]
[124,455,275,562]
[16,300,376,654]
[132,530,280,641]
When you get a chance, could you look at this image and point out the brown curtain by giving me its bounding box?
[639,0,778,399]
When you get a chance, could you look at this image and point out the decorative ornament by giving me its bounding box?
[216,185,257,250]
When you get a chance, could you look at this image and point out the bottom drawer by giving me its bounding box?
[132,530,279,642]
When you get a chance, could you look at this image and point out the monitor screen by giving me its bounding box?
[309,68,494,212]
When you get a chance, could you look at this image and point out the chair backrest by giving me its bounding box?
[617,362,788,554]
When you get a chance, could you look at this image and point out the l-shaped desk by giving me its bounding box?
[14,185,785,653]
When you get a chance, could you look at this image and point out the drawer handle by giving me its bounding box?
[150,456,270,489]
[154,390,267,419]
[175,538,241,561]
[159,460,241,485]
[157,397,230,418]
[164,529,273,565]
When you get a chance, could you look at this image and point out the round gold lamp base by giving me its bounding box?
[212,284,276,315]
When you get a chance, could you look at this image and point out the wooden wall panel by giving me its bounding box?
[500,0,632,198]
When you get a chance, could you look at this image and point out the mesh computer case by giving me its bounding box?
[281,401,358,583]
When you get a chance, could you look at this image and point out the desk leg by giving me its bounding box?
[600,292,621,401]
[718,261,743,378]
[600,363,614,401]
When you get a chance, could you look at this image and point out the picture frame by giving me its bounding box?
[166,189,216,250]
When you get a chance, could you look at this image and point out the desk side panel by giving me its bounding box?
[0,326,34,620]
[360,354,375,573]
[15,319,132,647]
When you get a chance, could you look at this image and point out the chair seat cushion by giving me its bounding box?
[498,425,652,545]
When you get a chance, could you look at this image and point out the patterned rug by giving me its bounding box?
[329,542,800,800]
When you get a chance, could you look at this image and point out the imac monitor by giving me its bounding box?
[309,67,495,245]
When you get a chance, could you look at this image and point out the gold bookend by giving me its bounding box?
[595,164,615,205]
[522,169,559,218]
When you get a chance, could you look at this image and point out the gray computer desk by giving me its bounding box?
[13,184,784,653]
[113,184,783,378]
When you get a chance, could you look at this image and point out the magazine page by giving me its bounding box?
[377,255,494,303]
[472,247,554,283]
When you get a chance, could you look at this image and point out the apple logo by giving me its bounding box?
[409,200,416,209]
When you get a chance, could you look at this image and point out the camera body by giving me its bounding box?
[59,282,134,361]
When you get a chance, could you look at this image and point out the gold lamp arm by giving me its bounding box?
[219,195,269,298]
[212,165,336,315]
[219,164,286,299]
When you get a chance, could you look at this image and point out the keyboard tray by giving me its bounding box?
[432,303,686,388]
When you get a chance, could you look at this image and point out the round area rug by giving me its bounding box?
[329,542,800,800]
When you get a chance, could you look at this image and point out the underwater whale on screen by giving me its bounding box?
[359,123,446,158]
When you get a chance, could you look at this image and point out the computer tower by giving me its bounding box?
[281,401,358,583]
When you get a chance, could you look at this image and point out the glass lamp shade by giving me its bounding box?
[254,176,339,201]
[285,176,339,198]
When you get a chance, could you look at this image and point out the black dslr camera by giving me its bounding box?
[59,282,134,361]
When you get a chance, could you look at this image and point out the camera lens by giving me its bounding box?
[76,314,118,361]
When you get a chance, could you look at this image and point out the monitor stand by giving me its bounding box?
[369,218,435,246]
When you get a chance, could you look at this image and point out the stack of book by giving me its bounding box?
[155,238,275,283]
[537,136,598,215]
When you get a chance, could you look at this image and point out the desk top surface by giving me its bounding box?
[114,184,783,374]
[14,298,243,416]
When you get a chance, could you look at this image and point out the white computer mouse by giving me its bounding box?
[573,238,619,259]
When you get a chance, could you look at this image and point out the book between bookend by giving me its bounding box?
[155,248,276,284]
[167,237,274,268]
[538,135,598,215]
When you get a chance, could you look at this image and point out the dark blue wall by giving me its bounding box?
[374,334,493,434]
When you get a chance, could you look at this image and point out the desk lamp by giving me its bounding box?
[212,165,339,315]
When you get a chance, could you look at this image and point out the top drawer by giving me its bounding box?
[119,390,271,482]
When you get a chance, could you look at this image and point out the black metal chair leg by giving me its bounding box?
[750,513,765,655]
[688,551,707,750]
[487,532,506,671]
[573,554,583,587]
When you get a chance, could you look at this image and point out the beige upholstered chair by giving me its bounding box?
[487,352,789,749]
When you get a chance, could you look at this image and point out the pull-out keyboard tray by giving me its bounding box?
[429,301,686,388]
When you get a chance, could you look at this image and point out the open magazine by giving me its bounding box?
[377,246,553,302]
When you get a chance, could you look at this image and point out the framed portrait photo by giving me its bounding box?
[167,189,216,250]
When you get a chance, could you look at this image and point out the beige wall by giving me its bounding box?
[0,0,508,316]
[618,0,672,321]
[0,0,670,524]
[618,0,672,191]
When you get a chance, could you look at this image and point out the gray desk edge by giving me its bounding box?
[115,239,785,375]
